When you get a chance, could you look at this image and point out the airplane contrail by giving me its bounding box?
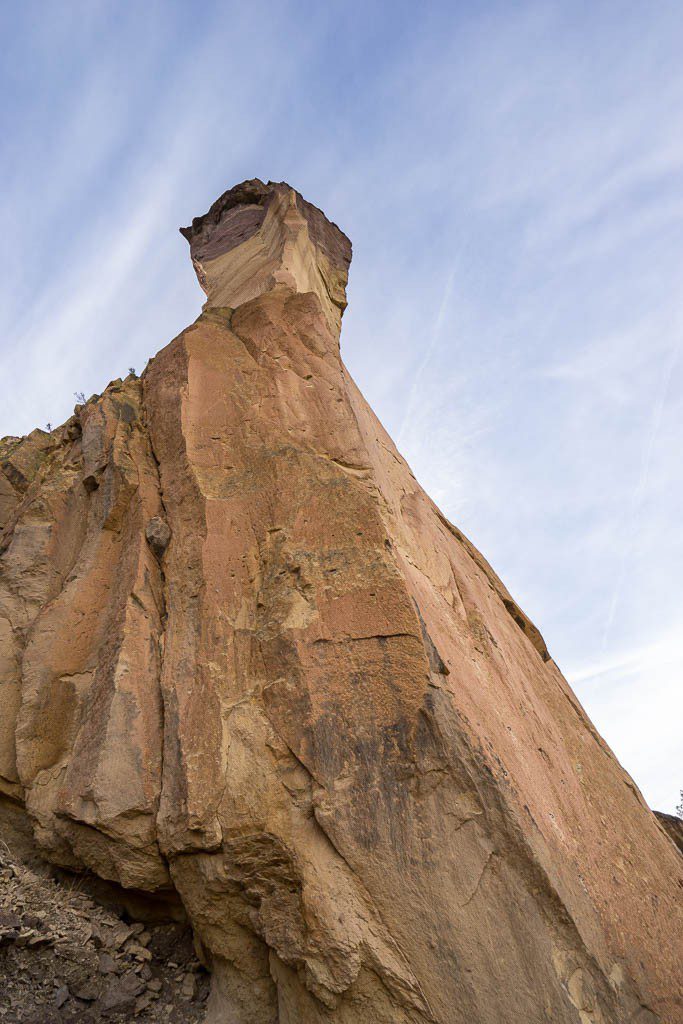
[601,323,682,650]
[396,267,456,447]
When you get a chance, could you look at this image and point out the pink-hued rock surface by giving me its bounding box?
[1,180,681,1023]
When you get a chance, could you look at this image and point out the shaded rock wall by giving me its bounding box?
[655,812,683,856]
[1,181,681,1023]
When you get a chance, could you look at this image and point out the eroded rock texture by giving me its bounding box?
[1,180,681,1023]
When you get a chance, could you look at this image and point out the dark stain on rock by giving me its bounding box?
[412,599,450,675]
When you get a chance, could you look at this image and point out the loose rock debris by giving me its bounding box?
[0,842,209,1022]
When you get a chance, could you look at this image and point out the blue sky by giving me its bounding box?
[1,1,681,812]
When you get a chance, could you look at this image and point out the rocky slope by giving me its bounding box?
[1,179,681,1023]
[0,796,208,1021]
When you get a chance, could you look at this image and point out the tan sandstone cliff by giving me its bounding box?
[0,180,681,1023]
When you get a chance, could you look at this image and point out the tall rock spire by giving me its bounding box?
[0,181,680,1023]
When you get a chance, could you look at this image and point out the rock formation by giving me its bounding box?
[655,812,683,857]
[1,180,681,1023]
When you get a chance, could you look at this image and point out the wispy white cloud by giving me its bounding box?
[600,327,682,651]
[0,0,327,435]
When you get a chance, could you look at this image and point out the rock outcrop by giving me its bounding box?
[1,180,681,1023]
[655,812,683,857]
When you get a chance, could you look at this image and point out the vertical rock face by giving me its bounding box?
[0,180,681,1023]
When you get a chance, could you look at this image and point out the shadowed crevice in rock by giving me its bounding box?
[655,811,683,854]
